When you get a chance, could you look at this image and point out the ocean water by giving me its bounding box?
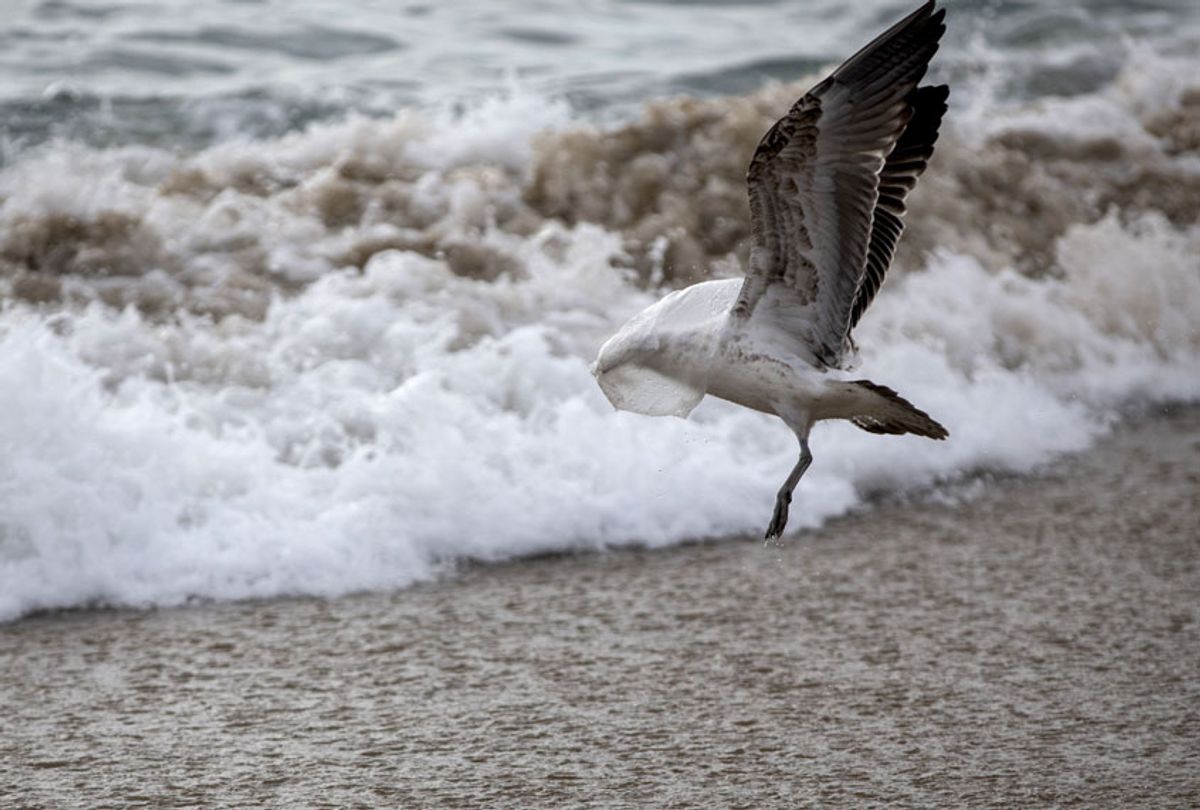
[1,0,1198,622]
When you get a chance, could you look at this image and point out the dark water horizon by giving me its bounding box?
[4,0,1198,155]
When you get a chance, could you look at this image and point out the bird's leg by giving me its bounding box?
[765,437,812,540]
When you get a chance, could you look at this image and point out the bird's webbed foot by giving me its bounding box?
[764,491,791,540]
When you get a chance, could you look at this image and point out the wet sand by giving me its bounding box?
[3,408,1199,809]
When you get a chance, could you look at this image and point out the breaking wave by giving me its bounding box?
[1,49,1198,621]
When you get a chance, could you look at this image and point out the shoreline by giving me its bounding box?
[10,400,1192,628]
[3,405,1199,807]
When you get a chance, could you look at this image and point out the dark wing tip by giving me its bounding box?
[828,1,947,103]
[900,83,951,147]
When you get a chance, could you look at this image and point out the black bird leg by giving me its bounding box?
[765,437,812,540]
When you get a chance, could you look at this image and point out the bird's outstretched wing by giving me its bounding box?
[848,83,949,333]
[732,1,947,369]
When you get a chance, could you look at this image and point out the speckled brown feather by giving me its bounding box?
[734,1,947,369]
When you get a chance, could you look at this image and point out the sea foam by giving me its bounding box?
[1,55,1198,621]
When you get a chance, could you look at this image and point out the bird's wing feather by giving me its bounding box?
[848,83,949,332]
[732,1,946,368]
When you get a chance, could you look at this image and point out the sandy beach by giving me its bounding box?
[2,1,1199,807]
[3,406,1197,808]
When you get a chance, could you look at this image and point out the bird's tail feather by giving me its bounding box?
[847,380,948,440]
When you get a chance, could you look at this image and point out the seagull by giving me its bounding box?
[593,1,950,539]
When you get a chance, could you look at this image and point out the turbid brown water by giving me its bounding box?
[3,408,1199,809]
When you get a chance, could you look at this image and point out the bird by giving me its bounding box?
[593,1,950,540]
